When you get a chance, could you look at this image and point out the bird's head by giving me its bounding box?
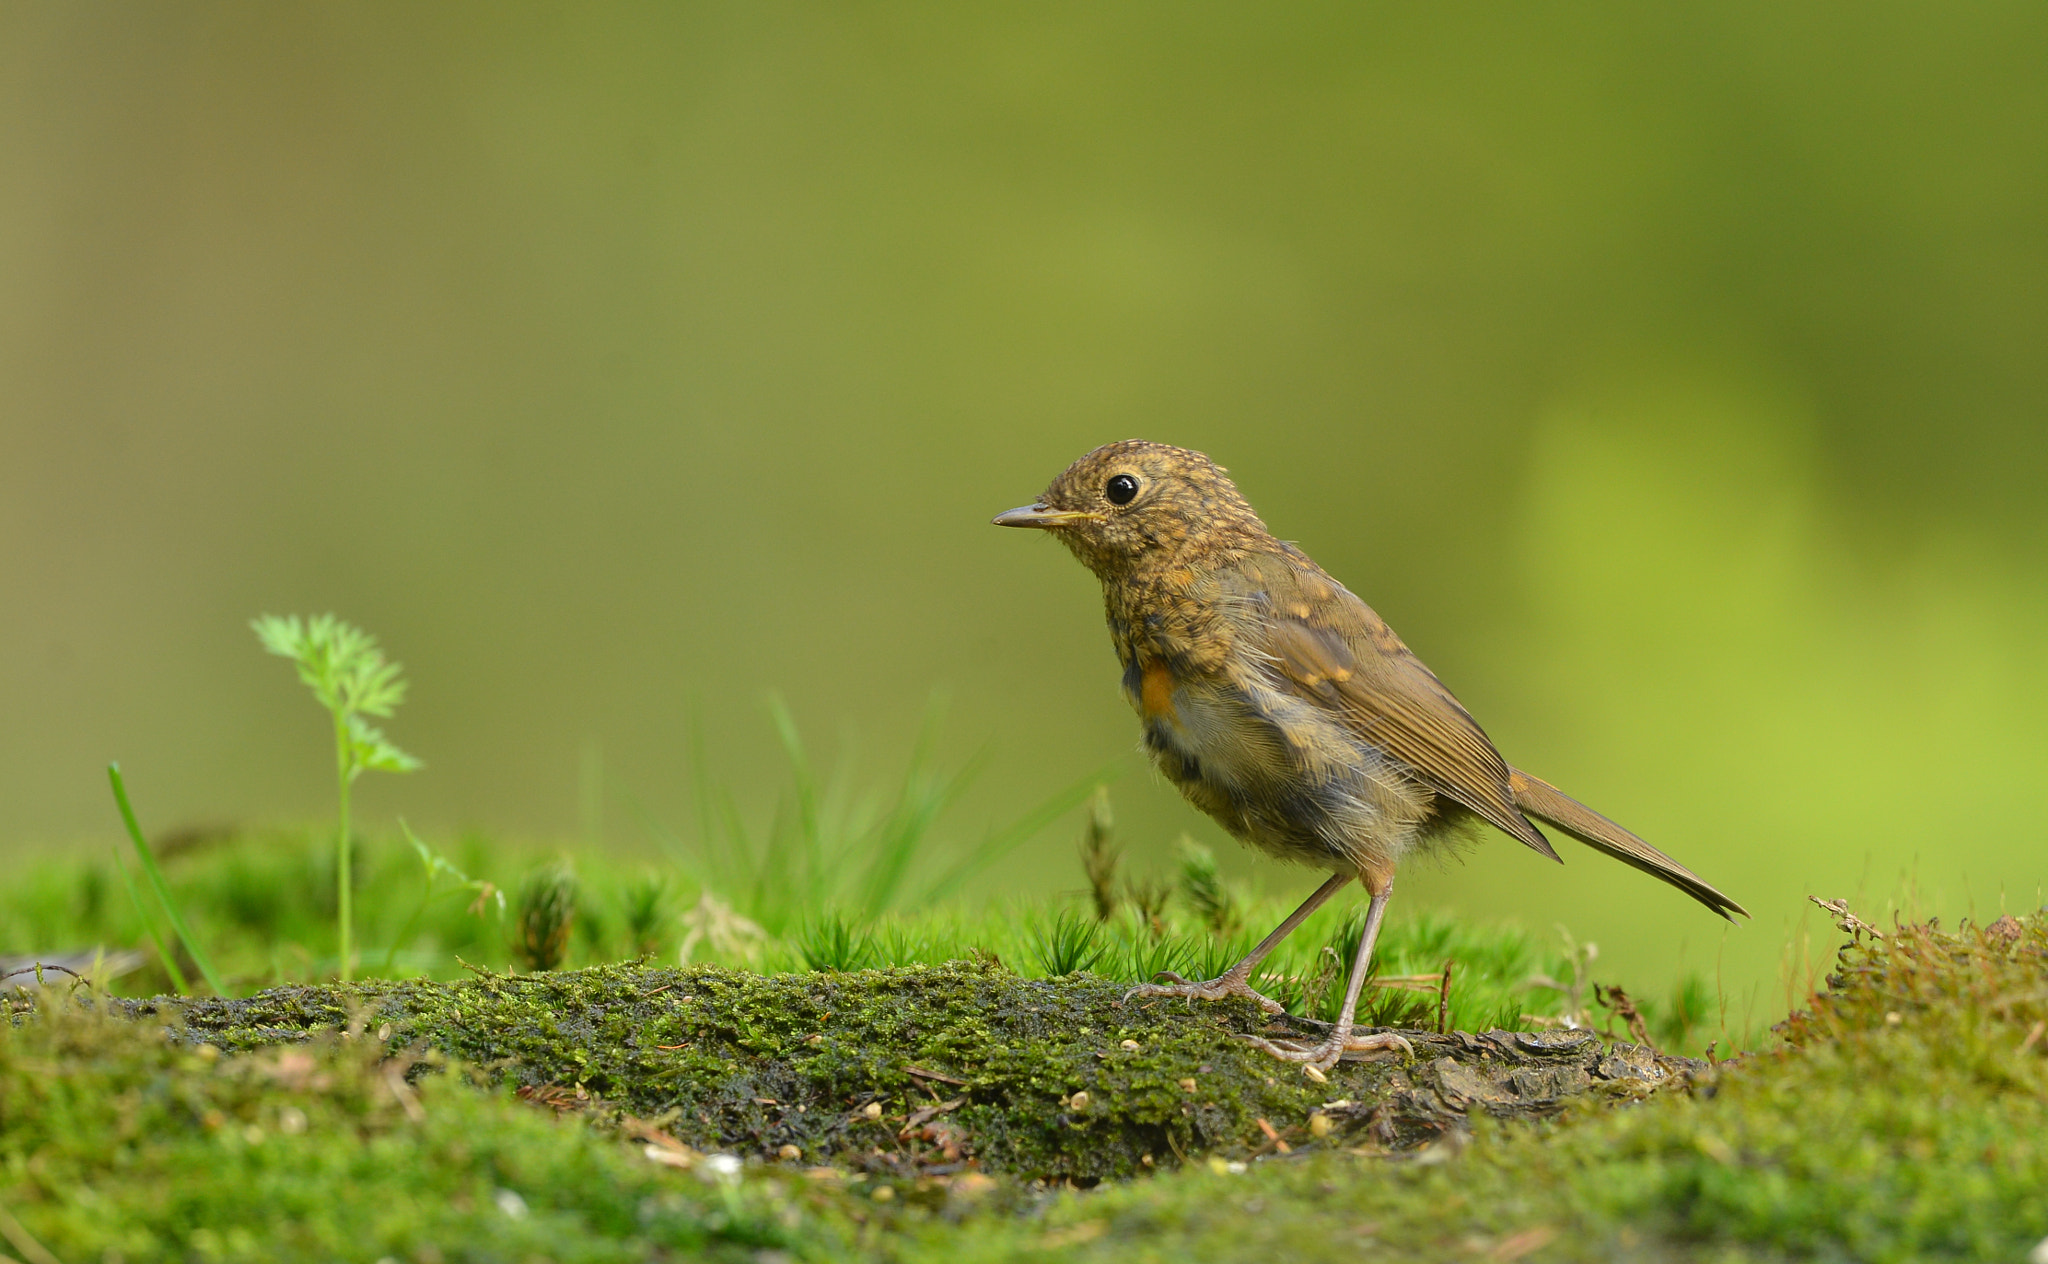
[992,440,1267,579]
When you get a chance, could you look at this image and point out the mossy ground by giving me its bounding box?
[116,959,1694,1184]
[3,908,2043,1262]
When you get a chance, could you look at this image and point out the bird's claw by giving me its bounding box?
[1237,1029,1414,1072]
[1123,973,1287,1016]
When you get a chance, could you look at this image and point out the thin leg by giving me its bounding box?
[1126,871,1352,1015]
[1242,868,1414,1070]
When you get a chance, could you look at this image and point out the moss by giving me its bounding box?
[8,910,2036,1262]
[883,908,2048,1263]
[116,959,1695,1182]
[0,996,842,1262]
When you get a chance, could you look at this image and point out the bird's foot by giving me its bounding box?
[1238,1028,1415,1072]
[1124,971,1287,1016]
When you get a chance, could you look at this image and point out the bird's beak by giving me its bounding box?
[991,503,1099,529]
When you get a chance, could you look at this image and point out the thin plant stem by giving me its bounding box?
[385,882,432,976]
[107,763,225,995]
[334,709,354,982]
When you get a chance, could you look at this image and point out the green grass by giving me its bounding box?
[645,695,1108,938]
[0,823,1731,1050]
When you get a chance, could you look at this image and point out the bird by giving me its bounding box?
[993,439,1745,1070]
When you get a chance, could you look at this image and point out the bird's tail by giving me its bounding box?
[1508,768,1747,920]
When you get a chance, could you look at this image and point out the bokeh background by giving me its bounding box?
[6,3,2046,1024]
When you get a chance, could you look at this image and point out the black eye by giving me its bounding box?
[1104,473,1140,505]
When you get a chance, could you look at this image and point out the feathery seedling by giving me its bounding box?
[1519,926,1601,1028]
[384,822,503,974]
[253,614,422,981]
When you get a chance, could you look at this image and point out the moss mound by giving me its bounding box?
[0,908,2036,1262]
[115,959,1699,1181]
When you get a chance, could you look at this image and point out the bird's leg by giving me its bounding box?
[1241,865,1413,1070]
[1125,871,1351,1016]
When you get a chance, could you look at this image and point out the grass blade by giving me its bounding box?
[857,736,989,914]
[921,766,1118,906]
[108,763,228,996]
[111,849,190,995]
[1028,907,1107,976]
[766,694,824,901]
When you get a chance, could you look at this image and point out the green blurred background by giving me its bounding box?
[5,3,2045,1022]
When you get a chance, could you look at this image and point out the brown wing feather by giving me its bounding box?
[1247,566,1559,861]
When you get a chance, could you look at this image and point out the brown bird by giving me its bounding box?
[995,440,1744,1070]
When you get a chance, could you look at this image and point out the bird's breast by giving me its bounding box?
[1125,659,1310,795]
[1121,652,1434,868]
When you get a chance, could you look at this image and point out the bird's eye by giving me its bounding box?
[1105,474,1140,505]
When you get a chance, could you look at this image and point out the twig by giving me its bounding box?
[1593,982,1653,1047]
[1437,959,1455,1034]
[898,1097,965,1136]
[0,965,84,984]
[1368,973,1446,993]
[1809,897,1884,941]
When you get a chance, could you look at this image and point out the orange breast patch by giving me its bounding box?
[1140,661,1178,721]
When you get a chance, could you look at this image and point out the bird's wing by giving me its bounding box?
[1238,559,1559,860]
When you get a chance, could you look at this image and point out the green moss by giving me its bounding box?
[5,909,2038,1262]
[129,958,1638,1182]
[0,997,841,1262]
[886,909,2048,1263]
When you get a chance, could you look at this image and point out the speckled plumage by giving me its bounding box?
[997,440,1743,1068]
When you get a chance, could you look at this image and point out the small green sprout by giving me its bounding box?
[253,613,422,981]
[795,911,874,972]
[384,820,504,974]
[1028,907,1107,977]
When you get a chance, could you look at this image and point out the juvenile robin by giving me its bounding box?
[995,440,1744,1070]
